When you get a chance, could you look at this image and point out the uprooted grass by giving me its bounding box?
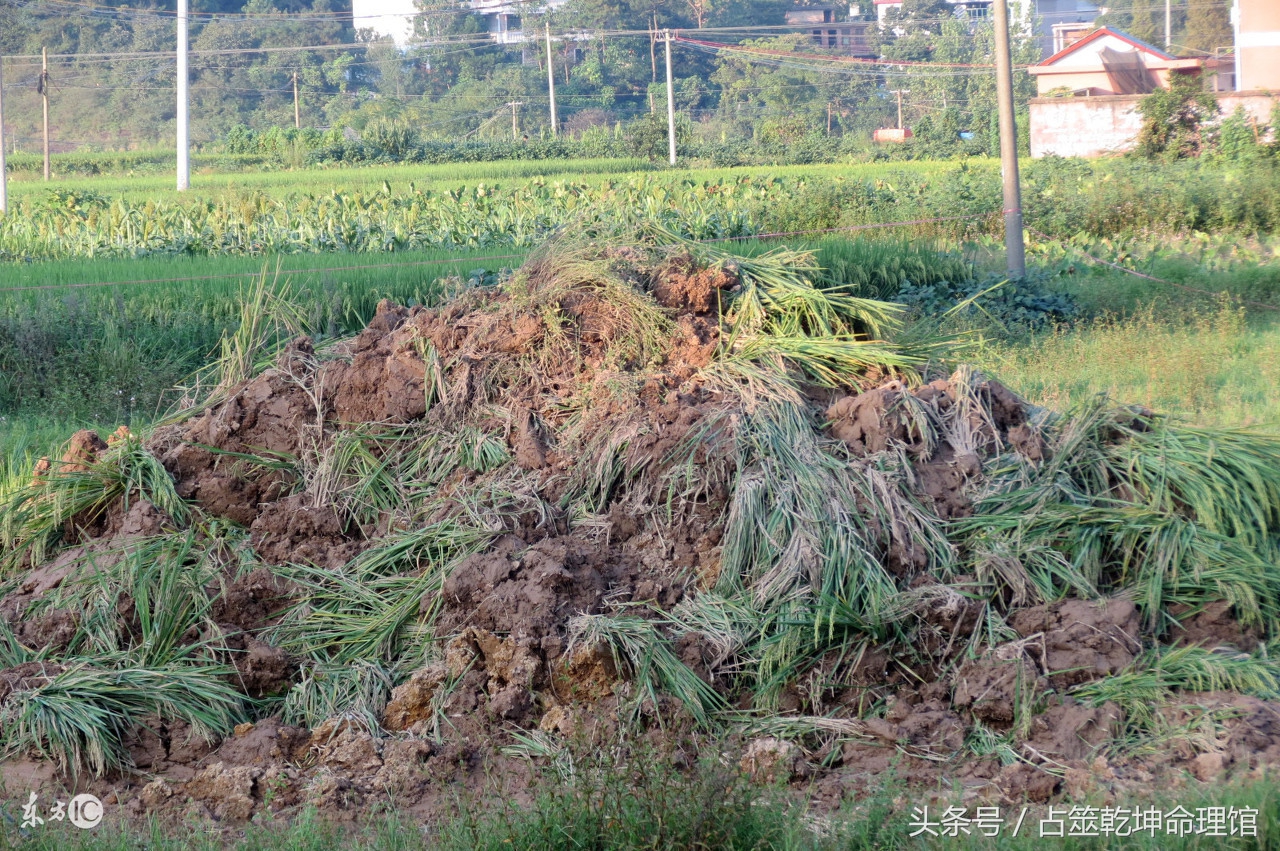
[0,529,254,775]
[959,399,1280,634]
[3,234,1280,787]
[0,659,245,779]
[0,432,190,574]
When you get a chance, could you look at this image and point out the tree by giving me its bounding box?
[684,0,716,28]
[879,0,954,62]
[1135,71,1219,159]
[1183,0,1232,56]
[1096,0,1169,46]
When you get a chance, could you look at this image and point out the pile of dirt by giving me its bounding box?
[2,241,1278,830]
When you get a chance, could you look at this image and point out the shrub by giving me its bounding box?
[1135,72,1220,160]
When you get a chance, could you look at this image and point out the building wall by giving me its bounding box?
[1238,0,1280,91]
[1028,91,1278,158]
[1032,66,1190,96]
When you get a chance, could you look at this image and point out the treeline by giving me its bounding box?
[0,0,1235,162]
[0,0,1043,156]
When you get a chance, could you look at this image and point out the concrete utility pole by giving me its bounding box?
[664,29,676,165]
[545,24,557,136]
[992,0,1025,276]
[1165,0,1172,50]
[177,0,190,191]
[41,47,50,181]
[0,56,7,214]
[889,89,909,129]
[292,71,300,129]
[507,101,523,140]
[1230,0,1242,91]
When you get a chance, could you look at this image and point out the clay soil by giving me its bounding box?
[1,244,1278,837]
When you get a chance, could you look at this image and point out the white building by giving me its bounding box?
[873,0,1100,55]
[352,0,419,47]
[352,0,566,48]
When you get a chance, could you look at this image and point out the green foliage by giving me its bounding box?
[1136,73,1221,160]
[440,743,816,851]
[813,236,976,301]
[1208,107,1274,165]
[898,271,1079,331]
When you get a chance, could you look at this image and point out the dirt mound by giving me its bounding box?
[3,239,1279,829]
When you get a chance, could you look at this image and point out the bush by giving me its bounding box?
[899,270,1079,331]
[1135,73,1220,160]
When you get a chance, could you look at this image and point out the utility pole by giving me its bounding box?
[508,101,522,140]
[889,89,909,130]
[992,0,1025,276]
[545,24,557,136]
[292,71,300,129]
[177,0,189,191]
[1165,0,1172,50]
[650,16,658,83]
[0,56,7,214]
[40,47,50,181]
[1230,0,1242,91]
[664,29,676,165]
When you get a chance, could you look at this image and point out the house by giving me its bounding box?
[874,0,991,25]
[352,0,566,48]
[1233,0,1280,91]
[785,6,875,54]
[1026,27,1223,96]
[352,0,418,47]
[1026,26,1272,158]
[873,0,1099,55]
[469,0,541,46]
[1035,0,1101,56]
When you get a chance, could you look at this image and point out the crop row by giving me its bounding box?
[4,157,1280,262]
[0,177,779,260]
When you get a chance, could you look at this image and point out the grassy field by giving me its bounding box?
[2,156,665,203]
[978,299,1280,427]
[972,235,1280,428]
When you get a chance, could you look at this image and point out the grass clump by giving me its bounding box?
[438,743,818,851]
[0,659,245,778]
[0,431,189,574]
